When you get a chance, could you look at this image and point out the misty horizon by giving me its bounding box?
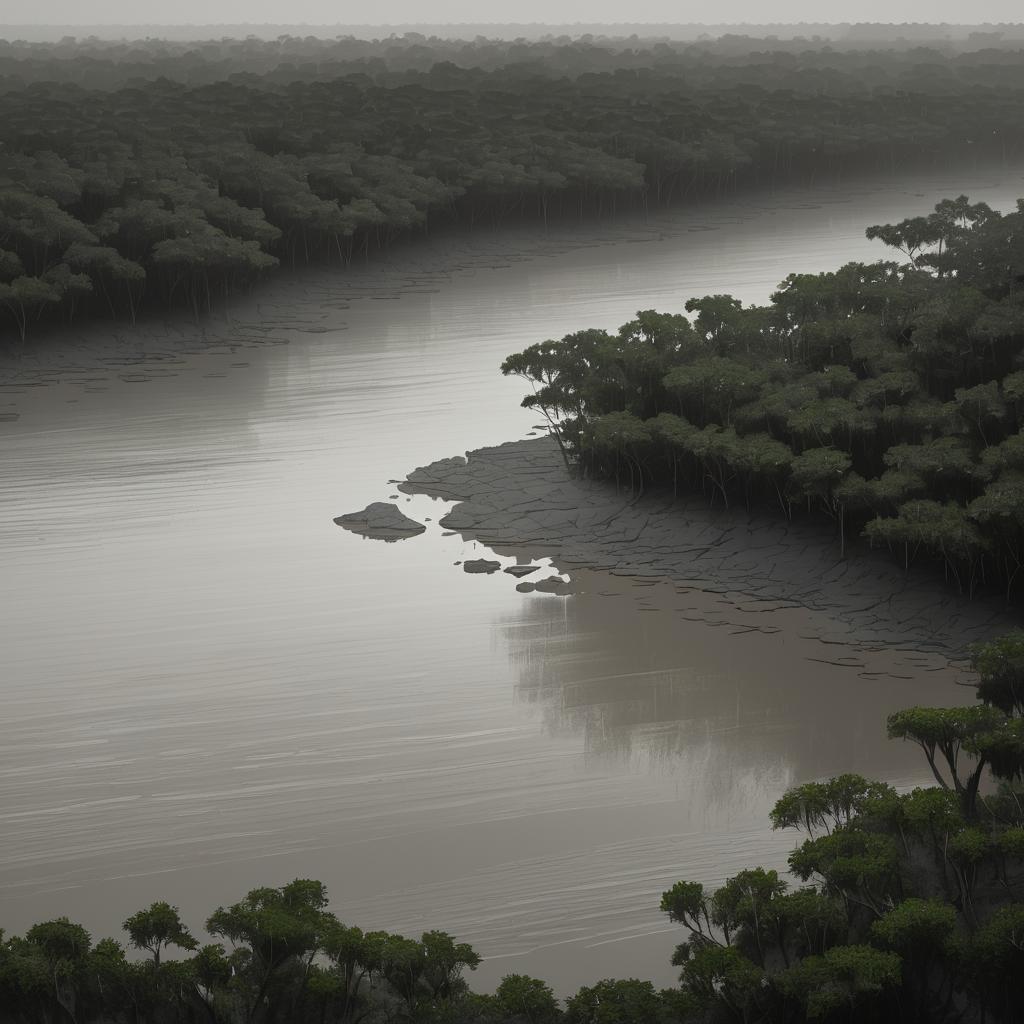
[4,18,1024,27]
[3,0,1024,29]
[3,19,1024,45]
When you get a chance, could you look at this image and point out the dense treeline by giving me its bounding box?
[503,196,1024,599]
[6,32,1024,88]
[0,880,492,1024]
[7,24,1024,49]
[5,633,1024,1023]
[4,36,1024,342]
[0,876,680,1023]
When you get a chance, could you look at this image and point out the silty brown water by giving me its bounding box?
[1,166,1021,991]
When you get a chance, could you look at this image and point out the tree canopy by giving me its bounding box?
[3,33,1024,341]
[505,197,1024,597]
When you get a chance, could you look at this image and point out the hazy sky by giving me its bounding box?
[4,0,1023,26]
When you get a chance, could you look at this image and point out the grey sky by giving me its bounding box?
[5,0,1023,27]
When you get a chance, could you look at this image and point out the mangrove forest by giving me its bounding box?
[503,194,1024,599]
[4,33,1024,340]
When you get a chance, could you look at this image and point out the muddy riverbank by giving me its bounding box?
[398,435,1013,655]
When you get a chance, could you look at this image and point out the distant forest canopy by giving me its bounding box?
[503,196,1024,600]
[3,35,1024,343]
[8,31,1024,86]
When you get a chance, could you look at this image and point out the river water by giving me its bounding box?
[2,166,1022,993]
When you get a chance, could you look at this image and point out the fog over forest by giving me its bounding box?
[5,18,1024,42]
[3,0,1024,28]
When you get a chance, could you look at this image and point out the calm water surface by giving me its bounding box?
[2,168,1022,992]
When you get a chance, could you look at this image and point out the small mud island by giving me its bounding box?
[334,501,426,541]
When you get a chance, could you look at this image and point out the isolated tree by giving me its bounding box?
[122,901,197,968]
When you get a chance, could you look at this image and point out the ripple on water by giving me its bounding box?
[0,166,1021,992]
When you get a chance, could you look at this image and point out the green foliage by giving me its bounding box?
[770,889,848,957]
[564,979,672,1024]
[420,930,482,999]
[883,436,979,483]
[122,901,197,966]
[774,945,902,1019]
[25,917,91,966]
[0,879,492,1024]
[589,412,651,451]
[660,881,711,933]
[647,412,696,450]
[663,355,766,425]
[887,705,1005,805]
[787,448,851,503]
[788,828,901,903]
[188,942,233,991]
[206,878,333,973]
[870,898,957,952]
[968,717,1024,782]
[711,867,787,935]
[947,826,992,864]
[971,902,1024,969]
[964,903,1024,1018]
[971,630,1024,716]
[770,775,895,835]
[898,786,963,837]
[0,247,24,280]
[493,974,561,1024]
[0,275,63,341]
[676,943,763,1011]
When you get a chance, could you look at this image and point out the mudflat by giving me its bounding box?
[400,435,1014,654]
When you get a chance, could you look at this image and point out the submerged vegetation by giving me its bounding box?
[3,632,1024,1023]
[503,196,1024,599]
[4,33,1024,340]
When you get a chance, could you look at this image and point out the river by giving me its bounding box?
[2,165,1022,993]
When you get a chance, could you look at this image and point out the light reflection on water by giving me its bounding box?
[0,166,1021,992]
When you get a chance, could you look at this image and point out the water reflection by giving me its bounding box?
[502,573,965,788]
[382,571,971,993]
